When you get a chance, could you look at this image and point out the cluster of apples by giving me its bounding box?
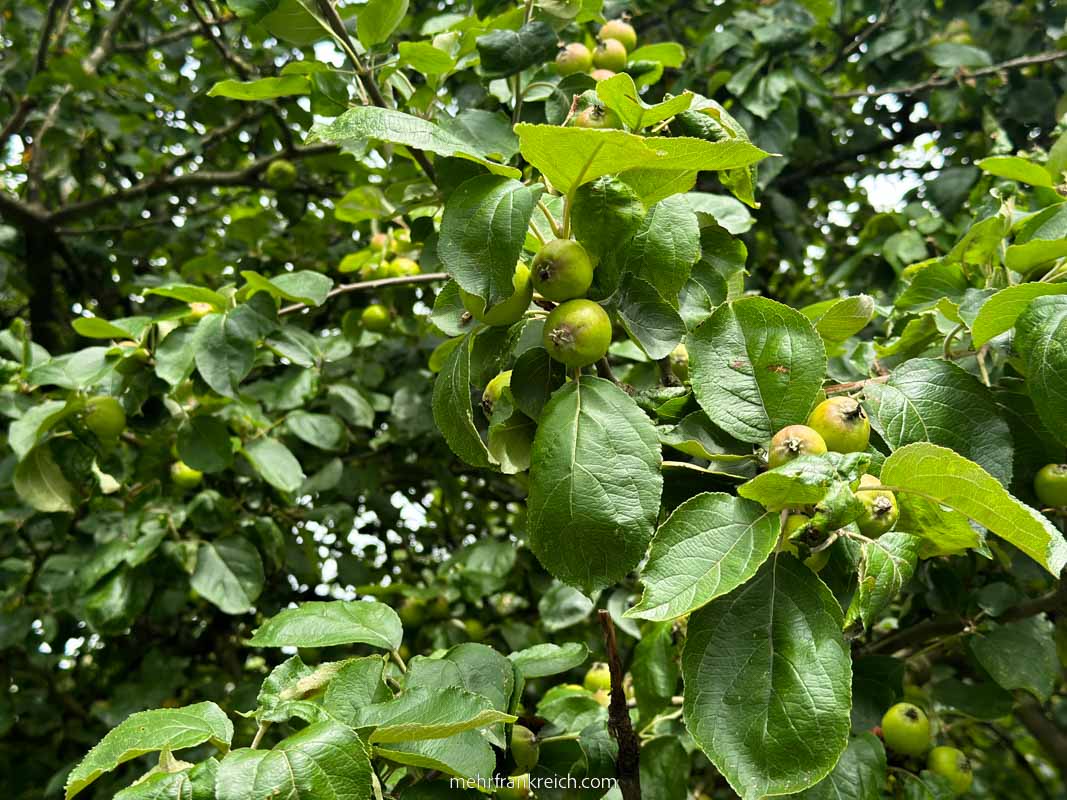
[357,229,422,333]
[555,18,637,82]
[882,702,973,795]
[767,397,899,567]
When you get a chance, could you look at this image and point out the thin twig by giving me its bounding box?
[279,272,450,315]
[835,50,1067,100]
[823,374,890,394]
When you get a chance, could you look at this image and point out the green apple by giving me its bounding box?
[598,19,637,52]
[171,460,203,490]
[84,396,126,440]
[881,702,931,757]
[927,746,973,795]
[593,38,627,72]
[1035,463,1067,508]
[361,304,391,332]
[460,263,533,326]
[807,397,871,453]
[531,239,593,302]
[855,474,899,537]
[767,425,828,469]
[583,662,612,692]
[556,42,593,75]
[543,299,612,368]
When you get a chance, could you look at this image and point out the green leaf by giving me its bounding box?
[438,175,538,307]
[324,658,392,724]
[509,346,565,422]
[738,453,869,512]
[880,443,1067,575]
[177,416,234,473]
[14,444,76,513]
[632,623,680,723]
[215,721,371,800]
[357,0,409,47]
[65,703,233,799]
[286,411,346,451]
[155,327,198,386]
[113,758,218,800]
[242,270,333,307]
[971,283,1067,346]
[614,275,686,360]
[977,156,1054,187]
[144,283,228,309]
[571,176,646,258]
[596,73,693,131]
[310,106,520,177]
[514,124,768,196]
[71,315,152,339]
[432,333,493,469]
[260,0,324,45]
[603,195,701,299]
[476,21,558,79]
[508,642,589,678]
[9,399,69,460]
[28,347,111,389]
[844,533,922,630]
[398,40,457,75]
[242,437,305,493]
[801,295,875,347]
[248,600,403,650]
[345,687,516,743]
[207,76,310,100]
[1015,295,1067,447]
[192,309,266,398]
[374,731,495,783]
[527,377,663,594]
[1006,203,1067,273]
[928,42,992,68]
[628,492,779,622]
[789,733,887,800]
[682,556,851,798]
[689,297,827,444]
[628,42,686,68]
[685,191,754,234]
[969,616,1058,701]
[864,358,1013,486]
[190,538,264,615]
[255,656,345,723]
[228,0,280,22]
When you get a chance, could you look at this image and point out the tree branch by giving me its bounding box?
[279,272,450,315]
[598,610,641,800]
[835,50,1067,100]
[822,0,894,74]
[114,16,236,53]
[1016,698,1067,777]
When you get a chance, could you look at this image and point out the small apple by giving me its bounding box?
[265,159,297,189]
[543,299,612,368]
[807,397,871,453]
[593,38,627,72]
[598,19,637,52]
[171,460,203,490]
[881,702,931,757]
[531,239,594,302]
[855,474,899,537]
[460,263,534,327]
[361,304,391,332]
[767,425,828,469]
[83,396,126,440]
[556,42,593,76]
[482,370,512,417]
[1035,463,1067,508]
[927,746,973,796]
[583,662,612,692]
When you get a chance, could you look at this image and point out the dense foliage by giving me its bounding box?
[2,1,1067,798]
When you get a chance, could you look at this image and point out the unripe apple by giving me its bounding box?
[669,343,689,382]
[83,396,126,440]
[593,38,627,72]
[881,702,931,757]
[571,102,621,129]
[927,746,973,796]
[464,619,486,642]
[767,425,828,469]
[186,302,214,320]
[361,304,391,332]
[390,257,420,277]
[807,397,871,453]
[497,773,531,799]
[590,69,616,82]
[265,159,297,189]
[531,239,593,302]
[1035,463,1067,508]
[460,263,534,327]
[482,370,512,417]
[398,598,426,628]
[511,725,539,773]
[598,19,637,52]
[369,232,389,252]
[171,460,203,490]
[583,662,612,692]
[556,42,593,75]
[855,474,899,537]
[543,299,612,368]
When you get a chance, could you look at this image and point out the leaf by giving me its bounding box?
[324,658,392,725]
[310,106,520,178]
[1006,203,1067,273]
[514,124,768,196]
[14,444,76,513]
[112,758,218,800]
[977,156,1054,187]
[9,399,69,460]
[193,309,267,398]
[398,40,456,75]
[242,437,305,493]
[357,0,409,47]
[614,275,686,360]
[374,731,495,783]
[1015,295,1067,447]
[508,642,589,678]
[215,721,372,800]
[345,687,516,743]
[509,346,565,422]
[971,283,1067,346]
[65,703,233,799]
[432,333,493,469]
[190,538,264,615]
[689,297,827,444]
[144,283,227,308]
[682,556,851,799]
[801,295,876,346]
[248,600,403,650]
[260,0,324,46]
[864,358,1014,486]
[790,733,887,800]
[606,195,701,300]
[927,42,992,68]
[880,443,1067,575]
[71,315,151,339]
[969,616,1059,701]
[286,411,346,451]
[627,492,779,622]
[595,73,693,130]
[476,21,558,79]
[527,377,663,594]
[639,737,690,800]
[28,347,111,389]
[844,534,922,630]
[571,176,646,258]
[438,175,538,307]
[632,623,680,723]
[207,76,310,100]
[155,327,198,386]
[739,453,869,512]
[685,191,754,234]
[242,270,333,307]
[177,416,234,473]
